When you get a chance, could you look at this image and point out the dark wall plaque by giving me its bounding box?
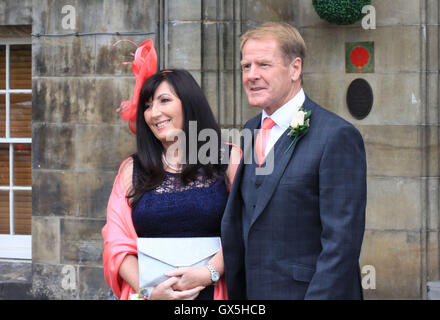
[346,78,373,120]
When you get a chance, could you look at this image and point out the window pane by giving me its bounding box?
[10,94,32,138]
[0,46,5,90]
[0,94,5,138]
[10,44,31,89]
[0,144,9,186]
[14,143,31,186]
[0,191,9,234]
[14,190,31,235]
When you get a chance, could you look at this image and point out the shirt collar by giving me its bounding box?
[261,88,306,130]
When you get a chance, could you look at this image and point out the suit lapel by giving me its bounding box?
[247,98,315,235]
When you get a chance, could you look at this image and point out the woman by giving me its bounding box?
[102,69,240,300]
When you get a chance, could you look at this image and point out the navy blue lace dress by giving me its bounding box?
[132,159,228,300]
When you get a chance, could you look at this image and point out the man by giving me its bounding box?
[221,22,366,299]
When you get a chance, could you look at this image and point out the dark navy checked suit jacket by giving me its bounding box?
[221,95,367,300]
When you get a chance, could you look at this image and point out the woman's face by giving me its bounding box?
[144,81,184,148]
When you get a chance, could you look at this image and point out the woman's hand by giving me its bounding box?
[149,277,205,300]
[165,267,212,291]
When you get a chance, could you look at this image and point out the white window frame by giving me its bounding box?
[0,37,32,259]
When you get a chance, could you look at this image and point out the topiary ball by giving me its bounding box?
[312,0,372,25]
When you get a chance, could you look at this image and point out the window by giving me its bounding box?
[0,36,32,259]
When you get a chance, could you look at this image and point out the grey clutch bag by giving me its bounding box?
[137,237,221,292]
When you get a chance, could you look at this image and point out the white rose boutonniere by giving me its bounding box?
[285,107,311,153]
[290,110,306,127]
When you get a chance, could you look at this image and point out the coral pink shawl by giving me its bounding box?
[102,158,235,300]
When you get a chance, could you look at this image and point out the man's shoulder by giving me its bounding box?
[304,95,358,132]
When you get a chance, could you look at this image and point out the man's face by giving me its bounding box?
[241,37,302,115]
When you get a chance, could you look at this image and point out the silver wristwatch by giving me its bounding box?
[207,264,220,285]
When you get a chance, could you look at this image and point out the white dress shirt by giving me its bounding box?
[260,88,306,157]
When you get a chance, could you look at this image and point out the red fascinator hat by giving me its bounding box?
[116,39,158,134]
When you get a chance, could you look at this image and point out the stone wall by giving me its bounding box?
[0,0,33,25]
[296,0,439,299]
[1,0,437,299]
[31,0,157,299]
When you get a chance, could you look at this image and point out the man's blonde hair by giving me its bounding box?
[240,22,306,69]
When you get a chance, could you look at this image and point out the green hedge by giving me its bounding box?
[312,0,372,25]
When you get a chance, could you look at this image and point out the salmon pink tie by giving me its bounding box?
[255,117,276,167]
